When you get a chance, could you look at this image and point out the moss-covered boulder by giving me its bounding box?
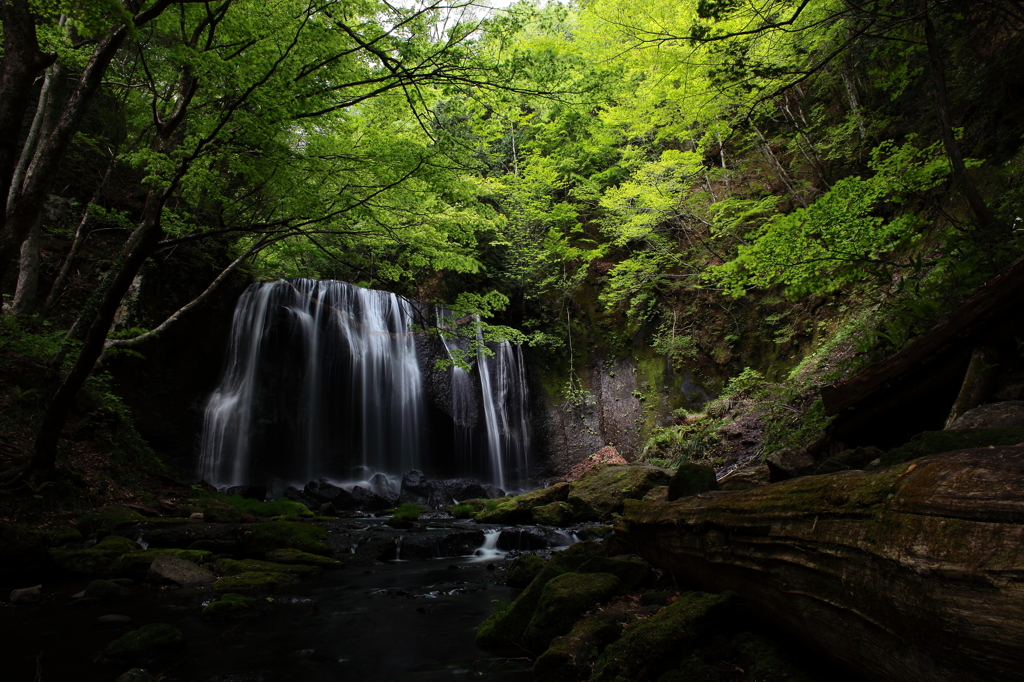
[265,548,342,567]
[475,483,571,524]
[202,498,243,523]
[506,554,547,588]
[105,623,185,663]
[0,524,56,577]
[590,591,736,682]
[534,611,624,682]
[202,592,256,619]
[212,570,296,594]
[667,464,718,501]
[239,520,330,556]
[523,572,621,652]
[478,542,645,650]
[533,501,575,526]
[656,631,819,682]
[83,579,131,601]
[567,465,671,520]
[112,549,212,577]
[214,558,321,577]
[882,427,1024,467]
[51,535,139,575]
[77,506,147,536]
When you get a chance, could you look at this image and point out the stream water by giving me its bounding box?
[2,543,532,682]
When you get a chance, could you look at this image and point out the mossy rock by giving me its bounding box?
[212,570,296,594]
[105,623,184,663]
[265,548,343,568]
[83,579,132,601]
[667,464,718,501]
[77,506,147,536]
[239,520,330,557]
[576,554,650,592]
[0,524,57,577]
[533,501,575,526]
[590,591,736,682]
[39,527,85,547]
[51,535,139,575]
[214,557,321,577]
[882,427,1024,467]
[523,572,621,652]
[477,542,605,650]
[656,630,819,682]
[568,465,672,521]
[203,498,243,523]
[643,486,670,502]
[475,483,572,524]
[506,554,547,588]
[112,549,213,577]
[534,611,624,682]
[448,499,490,518]
[202,592,256,619]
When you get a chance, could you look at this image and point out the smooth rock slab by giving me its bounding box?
[148,555,215,586]
[613,447,1024,682]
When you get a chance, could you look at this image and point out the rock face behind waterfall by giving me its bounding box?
[611,447,1024,682]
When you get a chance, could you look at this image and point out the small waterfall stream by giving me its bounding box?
[200,279,531,490]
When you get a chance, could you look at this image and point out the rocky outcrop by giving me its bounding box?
[947,400,1024,430]
[611,447,1024,682]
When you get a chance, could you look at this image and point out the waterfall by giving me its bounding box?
[200,279,531,490]
[199,279,425,486]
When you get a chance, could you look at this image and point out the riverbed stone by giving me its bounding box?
[240,520,330,556]
[265,548,342,567]
[212,570,296,594]
[475,483,571,524]
[522,572,621,652]
[9,584,42,603]
[532,501,574,526]
[149,554,215,586]
[202,498,243,523]
[506,554,547,588]
[51,535,138,575]
[105,623,184,663]
[203,592,256,619]
[84,579,131,601]
[567,464,671,520]
[112,549,212,577]
[215,557,321,577]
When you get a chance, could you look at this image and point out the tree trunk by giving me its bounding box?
[944,344,999,428]
[920,1,998,232]
[10,217,40,314]
[612,447,1024,682]
[30,193,165,474]
[0,0,54,219]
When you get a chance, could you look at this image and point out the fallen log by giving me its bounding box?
[611,447,1024,682]
[821,252,1024,416]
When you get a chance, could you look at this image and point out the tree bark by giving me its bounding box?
[920,0,998,231]
[10,216,40,314]
[944,344,999,427]
[0,0,55,219]
[613,447,1024,682]
[30,193,166,474]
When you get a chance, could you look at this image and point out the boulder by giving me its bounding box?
[506,554,547,588]
[239,520,330,556]
[716,462,770,491]
[105,623,184,663]
[368,473,394,495]
[567,464,672,520]
[765,448,816,480]
[203,592,256,619]
[522,572,621,652]
[475,483,572,524]
[115,669,154,682]
[50,535,139,575]
[948,401,1024,430]
[148,555,215,586]
[400,469,432,505]
[350,485,391,511]
[202,498,243,524]
[532,501,575,526]
[9,584,42,603]
[666,464,718,500]
[113,549,212,577]
[612,447,1024,682]
[533,608,625,682]
[303,479,358,509]
[225,485,267,501]
[265,548,343,567]
[83,579,131,601]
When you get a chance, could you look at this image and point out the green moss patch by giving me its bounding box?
[523,572,621,652]
[506,554,547,588]
[214,557,321,577]
[105,623,184,662]
[532,501,575,526]
[212,570,297,594]
[265,548,342,567]
[475,483,571,524]
[568,465,672,520]
[534,611,624,682]
[202,592,256,619]
[77,506,147,535]
[112,549,212,577]
[51,535,139,575]
[239,520,330,557]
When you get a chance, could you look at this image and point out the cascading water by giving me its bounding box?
[200,279,531,490]
[199,279,425,487]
